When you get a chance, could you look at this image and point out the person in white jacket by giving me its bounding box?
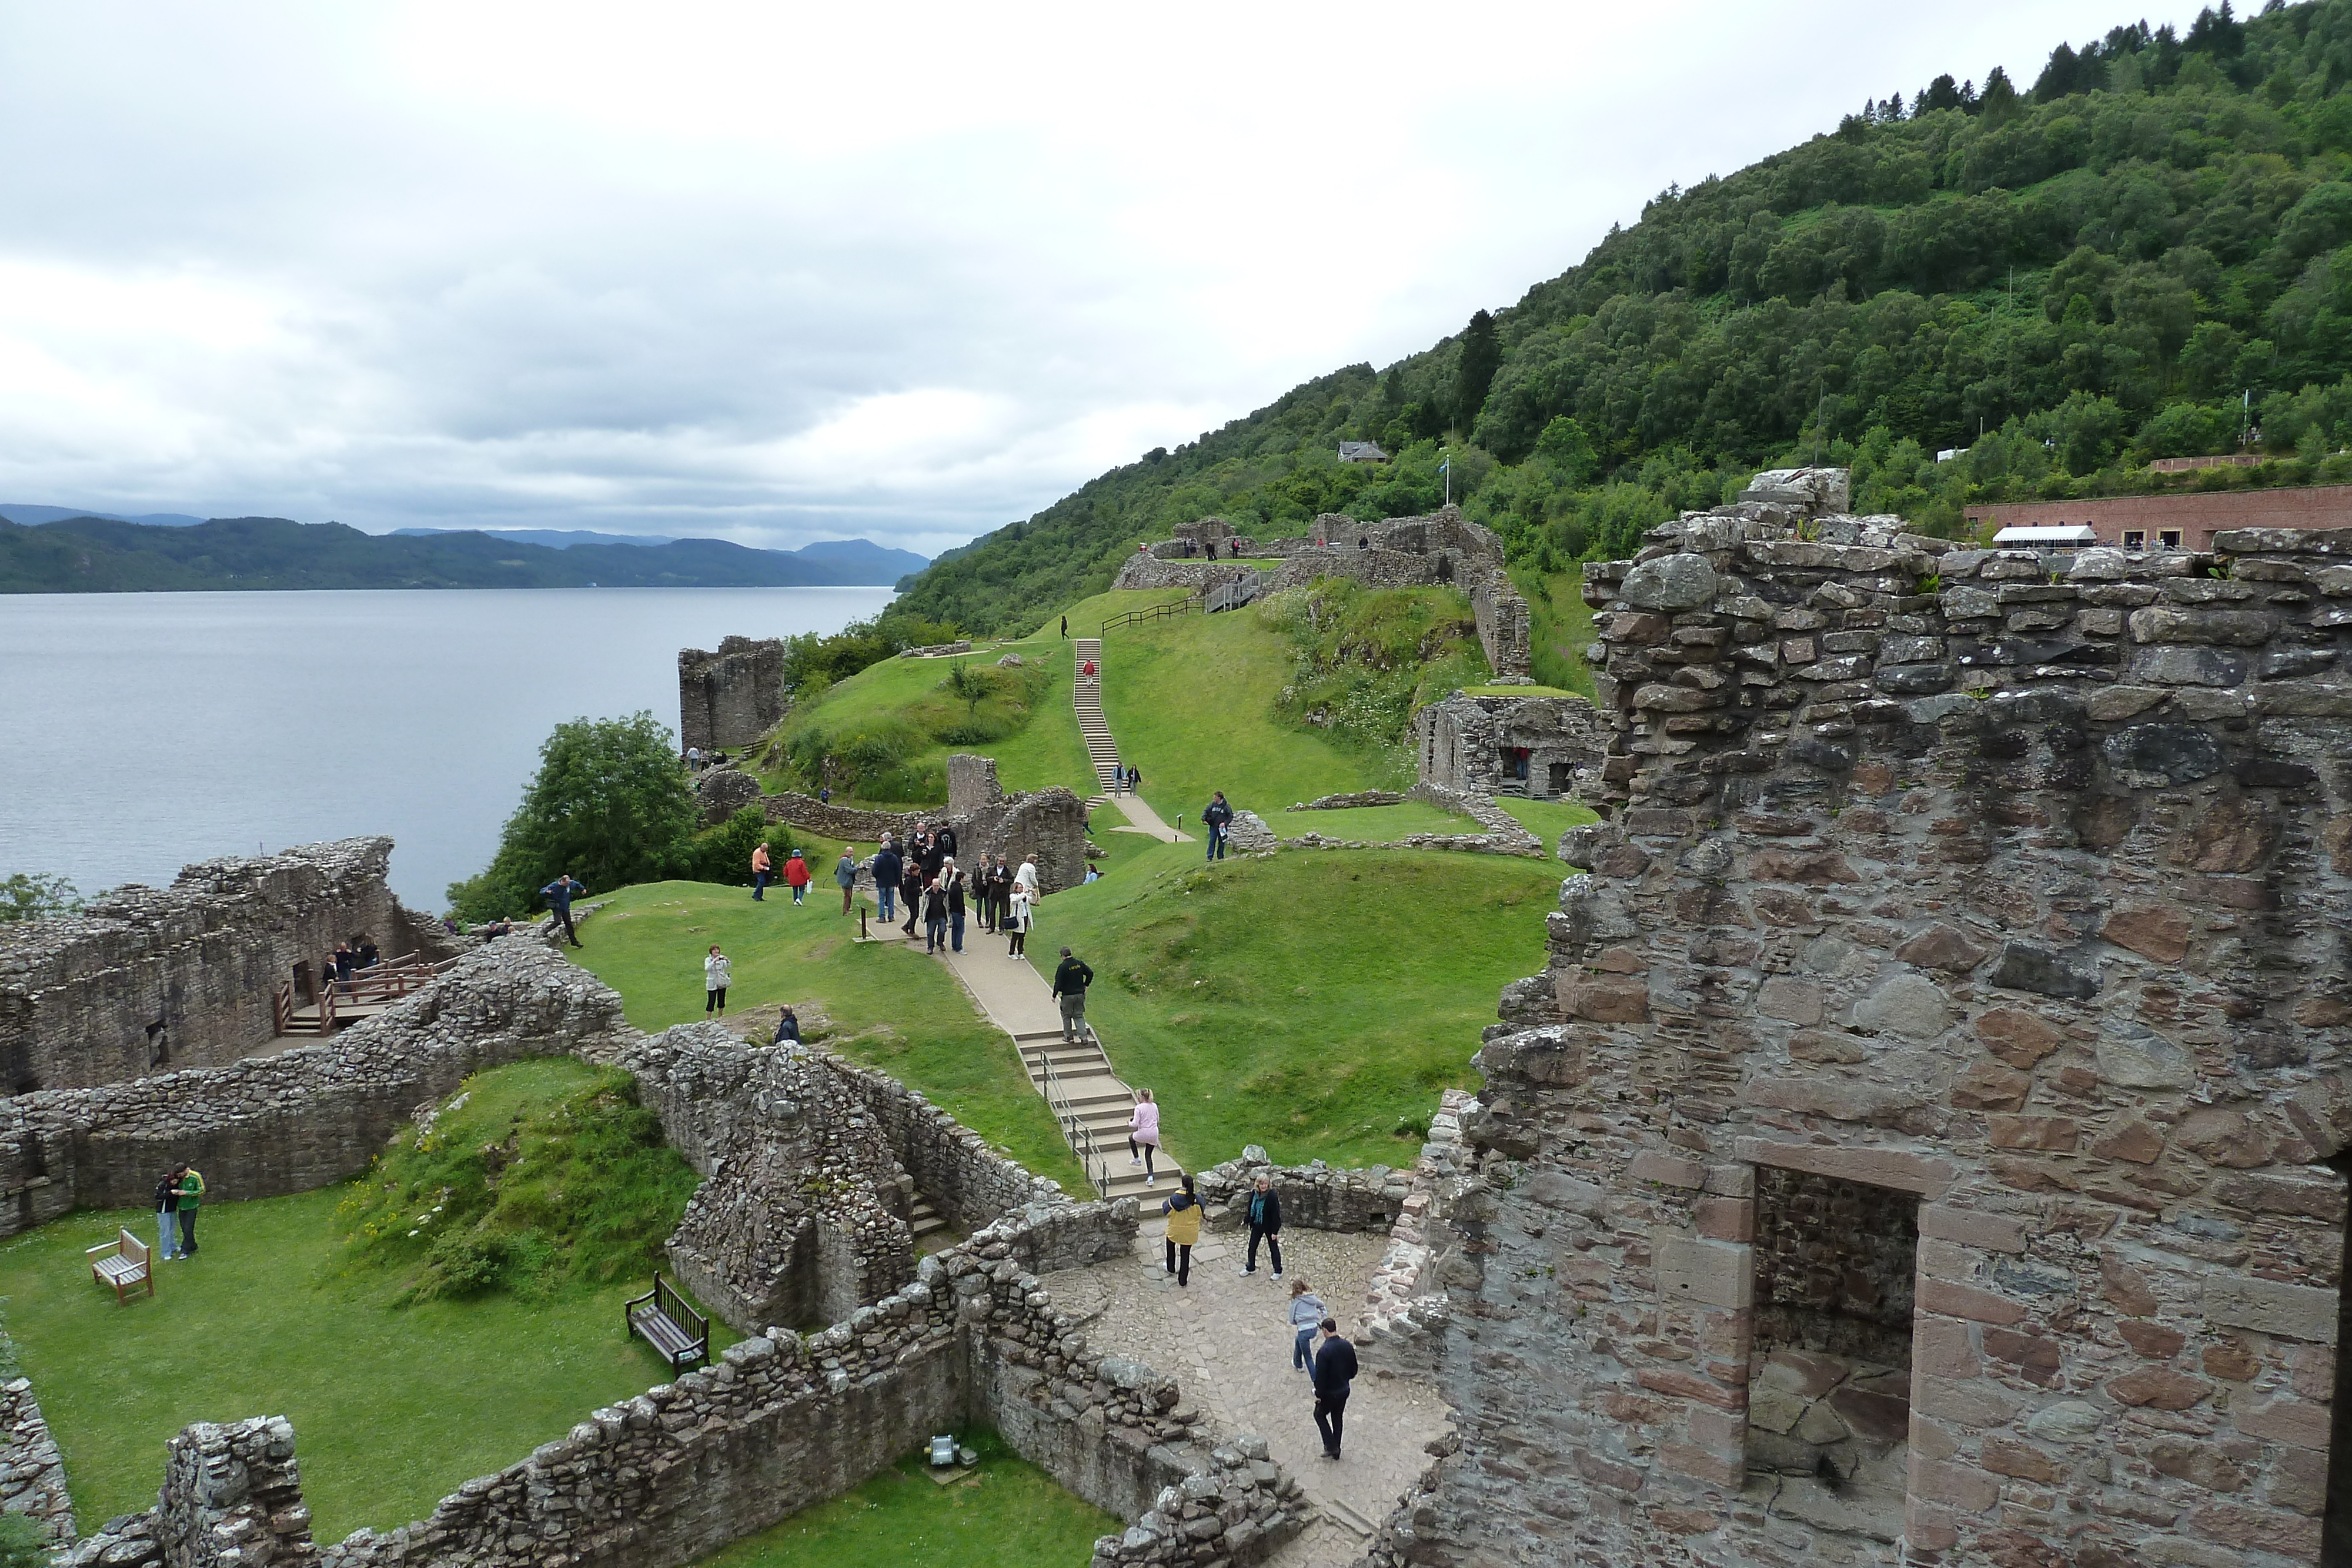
[704,945,732,1015]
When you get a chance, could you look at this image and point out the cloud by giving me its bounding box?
[0,1,2199,556]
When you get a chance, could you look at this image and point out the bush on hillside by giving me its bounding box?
[335,1063,700,1303]
[0,1515,46,1568]
[1258,583,1486,770]
[677,806,797,887]
[773,660,1050,802]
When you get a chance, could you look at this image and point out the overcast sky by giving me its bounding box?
[0,2,2197,557]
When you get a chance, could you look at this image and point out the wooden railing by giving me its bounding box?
[273,951,459,1037]
[1100,598,1203,636]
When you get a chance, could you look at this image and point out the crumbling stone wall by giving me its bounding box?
[0,839,452,1095]
[158,1418,320,1568]
[679,636,786,754]
[0,1376,73,1549]
[0,937,625,1239]
[1376,502,2352,1568]
[1414,690,1607,800]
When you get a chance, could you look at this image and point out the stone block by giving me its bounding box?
[1918,1206,2027,1254]
[1735,1138,1955,1196]
[1652,1232,1751,1310]
[1628,1151,1706,1190]
[2203,1276,2338,1343]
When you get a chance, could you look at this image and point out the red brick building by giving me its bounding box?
[1965,483,2352,550]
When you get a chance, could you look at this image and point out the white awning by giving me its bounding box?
[1992,524,2099,545]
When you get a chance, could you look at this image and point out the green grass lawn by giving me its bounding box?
[1097,605,1396,828]
[1275,802,1472,840]
[696,1428,1117,1568]
[1493,796,1600,847]
[1,1177,732,1540]
[1516,569,1601,698]
[567,883,1085,1192]
[1029,839,1561,1169]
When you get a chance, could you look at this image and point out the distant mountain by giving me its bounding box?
[0,515,923,591]
[784,538,931,579]
[0,503,208,528]
[388,527,679,549]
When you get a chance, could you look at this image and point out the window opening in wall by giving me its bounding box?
[2160,529,2183,548]
[2123,530,2146,549]
[1548,762,1571,797]
[1746,1166,1920,1542]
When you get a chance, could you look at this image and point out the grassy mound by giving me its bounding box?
[1259,581,1489,765]
[771,655,1075,805]
[563,883,1085,1192]
[1034,838,1560,1168]
[697,1427,1117,1568]
[336,1058,701,1303]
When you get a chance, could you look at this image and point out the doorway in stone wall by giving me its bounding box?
[1746,1166,1920,1546]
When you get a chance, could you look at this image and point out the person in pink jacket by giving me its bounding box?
[1127,1088,1161,1185]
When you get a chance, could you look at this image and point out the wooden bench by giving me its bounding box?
[88,1229,153,1304]
[626,1275,710,1372]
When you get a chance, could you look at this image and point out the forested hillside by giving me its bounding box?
[894,0,2352,636]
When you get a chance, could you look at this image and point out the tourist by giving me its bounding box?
[922,873,950,954]
[1060,614,1068,638]
[686,745,701,770]
[942,858,968,952]
[1201,791,1234,860]
[819,785,831,805]
[1287,1281,1325,1378]
[783,847,812,906]
[1015,852,1039,904]
[152,1166,182,1261]
[442,914,462,936]
[1127,1088,1160,1185]
[1081,658,1097,679]
[750,841,773,901]
[834,846,858,914]
[1050,946,1093,1045]
[704,944,731,1015]
[872,838,902,922]
[900,848,924,937]
[541,873,586,947]
[1240,1172,1284,1279]
[920,828,947,882]
[773,1005,800,1045]
[1084,864,1101,884]
[1127,764,1141,794]
[333,942,355,982]
[1005,881,1031,957]
[356,935,378,969]
[936,822,958,863]
[175,1164,205,1258]
[1312,1319,1359,1459]
[1161,1172,1201,1287]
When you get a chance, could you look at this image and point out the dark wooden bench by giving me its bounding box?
[626,1275,710,1372]
[88,1228,153,1303]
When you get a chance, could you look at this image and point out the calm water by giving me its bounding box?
[0,589,892,908]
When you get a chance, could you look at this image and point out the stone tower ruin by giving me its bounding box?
[679,636,786,754]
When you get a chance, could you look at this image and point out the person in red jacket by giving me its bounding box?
[783,848,813,907]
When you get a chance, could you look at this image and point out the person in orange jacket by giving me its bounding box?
[750,842,773,901]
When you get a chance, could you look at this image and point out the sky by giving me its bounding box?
[0,2,2204,559]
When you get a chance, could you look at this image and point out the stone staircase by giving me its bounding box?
[908,1195,951,1251]
[1073,638,1122,793]
[1014,1027,1179,1203]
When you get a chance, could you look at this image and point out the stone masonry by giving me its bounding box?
[1369,484,2352,1567]
[0,838,453,1095]
[1414,689,1608,801]
[679,636,787,754]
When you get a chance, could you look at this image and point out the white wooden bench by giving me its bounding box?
[88,1228,153,1304]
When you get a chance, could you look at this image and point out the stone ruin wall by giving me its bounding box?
[1414,690,1611,800]
[0,1376,74,1548]
[1374,510,2352,1568]
[0,838,454,1096]
[678,635,786,754]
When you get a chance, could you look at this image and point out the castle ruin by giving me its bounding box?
[679,636,787,754]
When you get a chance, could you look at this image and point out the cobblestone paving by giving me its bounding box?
[1042,1222,1449,1568]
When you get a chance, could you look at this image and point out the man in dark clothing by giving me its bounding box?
[355,938,379,969]
[1312,1319,1358,1459]
[901,854,924,935]
[333,943,355,982]
[541,874,586,948]
[943,861,968,952]
[1051,947,1094,1044]
[1202,791,1234,861]
[873,841,903,922]
[935,824,958,862]
[921,832,948,881]
[1060,615,1068,638]
[1239,1174,1284,1278]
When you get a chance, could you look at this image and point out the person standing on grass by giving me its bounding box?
[1005,882,1031,957]
[704,944,732,1015]
[783,847,812,906]
[1312,1318,1358,1460]
[1287,1281,1325,1377]
[153,1166,181,1261]
[541,873,585,947]
[1060,614,1067,638]
[1240,1172,1284,1278]
[175,1164,205,1258]
[1051,947,1093,1044]
[1161,1173,1201,1287]
[942,858,968,952]
[835,847,858,915]
[1127,1088,1161,1185]
[750,842,773,901]
[872,838,902,923]
[1202,791,1233,861]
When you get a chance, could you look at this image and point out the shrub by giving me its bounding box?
[0,1515,49,1568]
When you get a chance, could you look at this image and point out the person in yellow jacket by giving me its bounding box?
[1161,1173,1202,1287]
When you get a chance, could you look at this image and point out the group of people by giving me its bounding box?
[151,1164,206,1259]
[320,935,379,988]
[682,746,731,771]
[1154,1165,1359,1461]
[870,827,1040,958]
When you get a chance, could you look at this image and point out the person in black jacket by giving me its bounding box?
[1312,1319,1358,1459]
[943,860,968,952]
[921,874,951,953]
[1202,791,1234,861]
[1238,1173,1284,1278]
[1051,947,1093,1044]
[872,840,903,923]
[936,824,958,862]
[772,1005,801,1044]
[900,844,925,935]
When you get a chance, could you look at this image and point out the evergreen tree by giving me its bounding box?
[1455,309,1502,434]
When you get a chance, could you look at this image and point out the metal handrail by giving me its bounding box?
[1099,598,1204,636]
[1035,1043,1111,1199]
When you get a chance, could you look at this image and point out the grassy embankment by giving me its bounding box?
[564,882,1086,1193]
[0,1058,727,1540]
